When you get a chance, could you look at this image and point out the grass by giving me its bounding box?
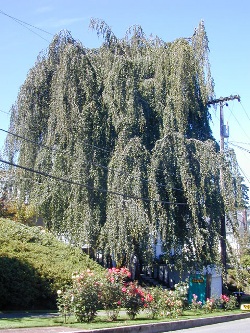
[0,309,245,330]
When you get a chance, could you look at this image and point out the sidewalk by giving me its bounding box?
[0,328,80,333]
[1,312,250,333]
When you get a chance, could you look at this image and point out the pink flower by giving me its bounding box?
[122,287,127,293]
[146,294,153,302]
[220,294,229,302]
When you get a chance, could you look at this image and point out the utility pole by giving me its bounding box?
[207,95,240,270]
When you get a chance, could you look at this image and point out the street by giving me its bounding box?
[166,318,250,332]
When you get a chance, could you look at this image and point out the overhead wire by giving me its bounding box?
[226,104,250,143]
[228,142,250,186]
[225,103,250,187]
[205,96,250,189]
[0,9,53,42]
[229,142,250,154]
[1,11,243,199]
[0,127,185,192]
[0,109,10,115]
[240,101,250,123]
[238,164,250,185]
[0,128,50,150]
[0,158,189,206]
[230,141,250,146]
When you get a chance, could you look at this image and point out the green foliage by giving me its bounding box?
[70,270,101,323]
[3,20,245,272]
[100,267,131,321]
[0,256,42,310]
[0,218,104,310]
[203,297,216,313]
[160,289,184,318]
[122,282,146,319]
[219,294,238,311]
[56,288,73,324]
[57,267,129,322]
[58,270,238,324]
[226,233,250,293]
[190,294,203,311]
[189,294,238,314]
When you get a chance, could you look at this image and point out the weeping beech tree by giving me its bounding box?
[5,20,245,271]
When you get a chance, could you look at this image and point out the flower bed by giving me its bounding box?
[57,268,238,323]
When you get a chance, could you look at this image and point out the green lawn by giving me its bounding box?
[0,309,246,330]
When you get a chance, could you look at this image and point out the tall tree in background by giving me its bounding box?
[4,20,244,271]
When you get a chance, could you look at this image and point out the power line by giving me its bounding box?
[230,141,250,146]
[229,142,250,154]
[240,101,250,123]
[0,9,53,42]
[226,104,250,143]
[228,142,250,186]
[0,158,189,206]
[0,128,184,192]
[0,9,53,35]
[238,164,250,185]
[0,109,10,115]
[0,128,50,150]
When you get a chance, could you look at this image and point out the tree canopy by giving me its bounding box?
[4,20,245,271]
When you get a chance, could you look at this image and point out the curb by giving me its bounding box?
[72,312,250,333]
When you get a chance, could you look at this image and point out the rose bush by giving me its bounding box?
[162,289,184,318]
[190,294,203,312]
[57,269,238,323]
[100,267,131,321]
[56,288,73,323]
[219,294,238,310]
[122,281,146,319]
[57,269,102,323]
[71,270,101,322]
[144,287,164,319]
[203,297,216,313]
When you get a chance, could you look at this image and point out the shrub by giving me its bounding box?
[203,297,216,313]
[100,267,131,321]
[122,281,146,319]
[0,256,42,309]
[219,294,238,310]
[57,267,135,322]
[190,294,203,312]
[144,287,164,319]
[162,289,184,318]
[56,288,73,323]
[71,270,102,323]
[174,281,189,308]
[0,218,104,310]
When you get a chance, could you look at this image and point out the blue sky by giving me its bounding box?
[0,0,250,195]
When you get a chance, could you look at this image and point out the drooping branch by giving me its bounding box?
[4,21,244,271]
